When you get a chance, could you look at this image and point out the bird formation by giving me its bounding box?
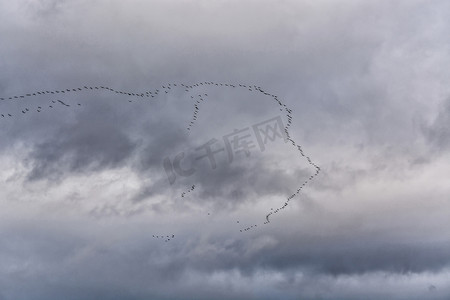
[0,95,81,117]
[0,80,321,236]
[261,147,320,225]
[181,184,195,198]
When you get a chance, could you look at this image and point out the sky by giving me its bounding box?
[0,0,450,299]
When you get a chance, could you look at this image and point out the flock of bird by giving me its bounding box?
[0,100,79,118]
[0,80,321,237]
[181,184,195,198]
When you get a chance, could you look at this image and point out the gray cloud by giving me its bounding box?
[1,0,450,299]
[422,97,450,151]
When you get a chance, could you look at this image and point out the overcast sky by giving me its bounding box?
[1,0,450,299]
